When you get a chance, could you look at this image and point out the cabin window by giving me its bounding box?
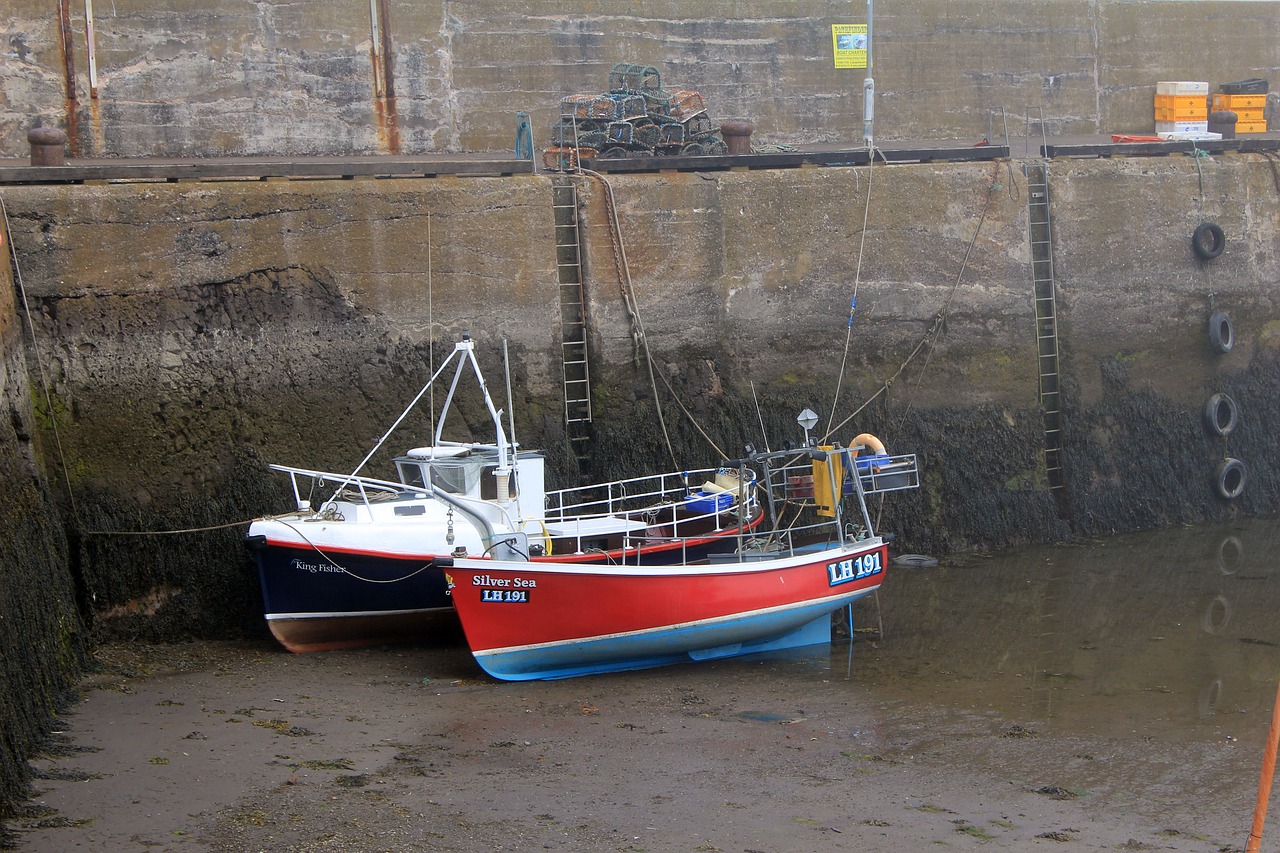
[430,464,468,494]
[396,461,427,489]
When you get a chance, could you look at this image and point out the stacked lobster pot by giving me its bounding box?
[543,62,728,170]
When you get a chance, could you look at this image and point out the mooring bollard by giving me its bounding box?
[719,119,755,155]
[28,126,68,167]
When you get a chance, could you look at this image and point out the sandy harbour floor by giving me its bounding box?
[4,627,1267,853]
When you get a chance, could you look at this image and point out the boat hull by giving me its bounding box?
[247,514,764,652]
[248,540,454,652]
[446,540,888,680]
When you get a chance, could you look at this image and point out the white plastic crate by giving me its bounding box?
[1156,81,1209,96]
[1155,120,1209,133]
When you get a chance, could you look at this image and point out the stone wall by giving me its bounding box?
[3,1,1278,159]
[1,151,1276,558]
[0,204,87,824]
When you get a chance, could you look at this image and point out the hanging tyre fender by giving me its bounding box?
[1214,458,1247,500]
[1208,310,1235,353]
[1192,222,1226,260]
[1203,393,1239,436]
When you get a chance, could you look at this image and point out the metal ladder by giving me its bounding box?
[1023,157,1065,494]
[551,180,593,446]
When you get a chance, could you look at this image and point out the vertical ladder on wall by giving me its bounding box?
[551,180,593,454]
[1023,158,1065,494]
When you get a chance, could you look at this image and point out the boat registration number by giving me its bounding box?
[480,588,530,603]
[826,552,882,586]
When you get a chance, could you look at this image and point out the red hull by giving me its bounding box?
[446,540,888,679]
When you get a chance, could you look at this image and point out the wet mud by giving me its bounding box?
[8,519,1279,852]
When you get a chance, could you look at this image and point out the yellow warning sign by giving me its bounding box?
[831,24,868,69]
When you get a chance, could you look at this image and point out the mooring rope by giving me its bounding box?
[824,160,1006,440]
[580,168,686,467]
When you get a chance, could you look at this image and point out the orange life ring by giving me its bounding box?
[852,433,886,456]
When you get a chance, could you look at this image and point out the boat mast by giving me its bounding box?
[433,336,513,485]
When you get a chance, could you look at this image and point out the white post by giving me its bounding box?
[864,0,875,149]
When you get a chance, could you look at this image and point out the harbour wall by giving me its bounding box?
[0,211,87,820]
[2,151,1280,818]
[3,0,1279,159]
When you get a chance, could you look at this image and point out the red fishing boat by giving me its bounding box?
[444,441,918,680]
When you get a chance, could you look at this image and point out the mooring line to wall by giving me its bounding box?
[579,168,690,467]
[824,160,1007,443]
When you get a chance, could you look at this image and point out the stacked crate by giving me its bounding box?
[1211,91,1268,134]
[1154,81,1209,134]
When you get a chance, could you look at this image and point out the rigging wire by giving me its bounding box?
[825,160,1008,441]
[826,146,880,438]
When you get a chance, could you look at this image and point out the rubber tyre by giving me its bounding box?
[1214,457,1247,500]
[1203,393,1239,436]
[1208,310,1234,353]
[1192,222,1225,260]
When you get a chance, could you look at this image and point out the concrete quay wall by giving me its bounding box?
[1,152,1276,558]
[3,1,1278,159]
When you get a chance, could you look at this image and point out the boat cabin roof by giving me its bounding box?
[405,446,472,459]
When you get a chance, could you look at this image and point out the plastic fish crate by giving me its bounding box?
[1156,81,1209,96]
[1220,78,1268,95]
[1219,107,1265,123]
[1155,105,1209,121]
[1155,120,1209,133]
[1237,120,1270,134]
[1212,93,1267,110]
[685,490,732,514]
[1154,94,1208,110]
